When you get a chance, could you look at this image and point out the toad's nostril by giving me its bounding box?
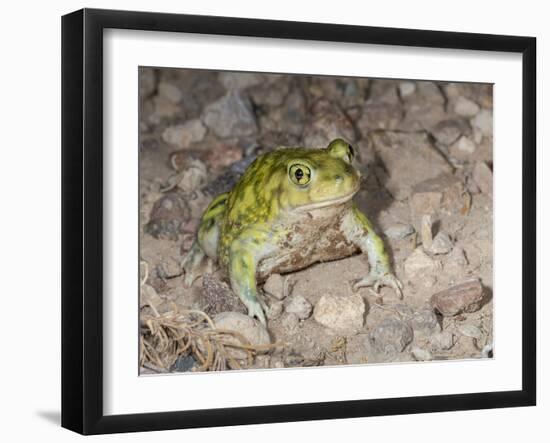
[335,175,343,183]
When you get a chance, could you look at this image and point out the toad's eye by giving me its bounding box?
[289,164,311,186]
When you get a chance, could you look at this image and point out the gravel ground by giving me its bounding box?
[138,67,493,373]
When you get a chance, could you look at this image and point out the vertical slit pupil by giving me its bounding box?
[295,169,304,180]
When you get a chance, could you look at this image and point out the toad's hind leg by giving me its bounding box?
[181,193,228,286]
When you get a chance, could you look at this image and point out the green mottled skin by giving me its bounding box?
[182,139,402,324]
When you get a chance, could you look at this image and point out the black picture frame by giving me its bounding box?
[61,8,537,435]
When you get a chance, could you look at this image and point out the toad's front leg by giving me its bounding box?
[228,239,268,325]
[341,204,403,298]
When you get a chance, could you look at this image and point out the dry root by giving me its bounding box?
[140,303,278,372]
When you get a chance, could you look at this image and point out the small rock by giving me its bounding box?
[471,109,493,137]
[284,295,313,320]
[213,312,271,360]
[263,274,287,300]
[399,81,416,97]
[145,192,190,240]
[171,355,197,372]
[162,119,207,149]
[450,136,477,159]
[370,131,452,200]
[302,99,357,147]
[428,232,453,255]
[202,91,258,138]
[404,248,441,280]
[411,346,433,361]
[458,324,483,340]
[151,95,182,122]
[384,223,415,240]
[454,96,480,117]
[266,300,284,320]
[430,331,455,351]
[430,279,484,316]
[472,162,493,198]
[157,81,182,104]
[409,174,468,230]
[202,143,243,173]
[163,159,207,192]
[445,246,468,268]
[140,284,163,309]
[369,318,413,355]
[313,293,365,335]
[202,274,247,316]
[249,77,290,107]
[431,119,465,146]
[219,72,263,91]
[358,102,403,131]
[281,312,299,333]
[408,307,441,333]
[420,214,433,250]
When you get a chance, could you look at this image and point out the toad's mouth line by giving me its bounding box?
[293,185,360,212]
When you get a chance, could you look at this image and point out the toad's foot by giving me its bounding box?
[244,298,267,326]
[352,272,403,299]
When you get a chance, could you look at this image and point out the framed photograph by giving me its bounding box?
[61,8,536,435]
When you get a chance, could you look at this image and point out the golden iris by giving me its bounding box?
[289,164,311,186]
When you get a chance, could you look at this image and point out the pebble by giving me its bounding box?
[430,279,484,316]
[472,161,493,198]
[409,174,467,229]
[313,293,365,335]
[452,135,477,155]
[384,223,415,240]
[281,312,300,333]
[428,231,454,255]
[171,355,197,372]
[302,98,357,147]
[266,300,284,320]
[145,192,190,240]
[370,131,453,200]
[411,346,433,361]
[163,159,207,192]
[140,284,163,309]
[213,312,271,360]
[202,91,258,138]
[408,307,441,333]
[369,318,414,355]
[454,96,480,117]
[458,324,483,340]
[162,119,207,149]
[263,274,288,300]
[445,246,468,268]
[431,119,465,146]
[471,109,493,137]
[358,101,403,131]
[399,81,416,97]
[201,274,247,316]
[157,81,183,104]
[284,295,313,320]
[151,95,182,122]
[219,72,263,91]
[430,331,455,351]
[404,248,441,280]
[421,214,433,250]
